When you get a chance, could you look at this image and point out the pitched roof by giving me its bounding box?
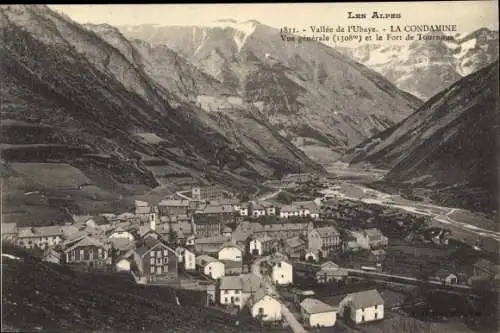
[158,199,190,207]
[316,226,339,237]
[135,206,152,215]
[320,261,339,270]
[221,260,243,269]
[196,204,234,214]
[285,236,305,249]
[110,238,135,251]
[196,255,221,266]
[346,289,384,309]
[241,273,265,293]
[195,235,229,245]
[251,288,270,304]
[135,240,173,257]
[18,226,65,238]
[261,222,311,232]
[64,236,107,253]
[300,298,336,314]
[235,221,263,233]
[364,228,383,237]
[219,275,243,290]
[433,268,456,279]
[135,200,149,207]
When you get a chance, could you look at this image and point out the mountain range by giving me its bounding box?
[118,20,422,164]
[344,61,499,214]
[337,28,499,100]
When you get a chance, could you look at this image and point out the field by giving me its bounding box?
[1,246,267,333]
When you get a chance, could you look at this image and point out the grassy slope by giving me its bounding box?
[1,247,265,333]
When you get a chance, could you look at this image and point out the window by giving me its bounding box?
[278,262,282,268]
[163,250,168,256]
[224,290,229,294]
[150,251,155,257]
[281,274,284,278]
[375,312,378,319]
[150,266,155,273]
[235,297,240,302]
[163,257,169,265]
[235,290,240,294]
[156,266,162,274]
[157,251,162,258]
[156,258,162,265]
[163,265,168,272]
[362,308,365,312]
[150,258,155,264]
[224,297,228,303]
[362,315,365,322]
[80,249,84,260]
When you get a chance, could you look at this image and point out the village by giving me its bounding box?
[2,174,499,332]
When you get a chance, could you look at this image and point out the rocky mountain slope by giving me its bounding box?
[0,5,325,225]
[1,246,263,333]
[344,61,499,213]
[119,21,422,164]
[338,29,499,100]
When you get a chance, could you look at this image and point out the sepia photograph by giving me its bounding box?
[1,2,499,332]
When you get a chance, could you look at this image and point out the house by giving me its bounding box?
[222,260,244,275]
[42,248,62,265]
[304,250,319,262]
[351,228,388,250]
[300,298,337,327]
[219,276,245,308]
[256,222,314,240]
[17,226,65,249]
[251,203,267,217]
[239,204,250,217]
[158,199,190,216]
[261,201,277,216]
[194,235,230,255]
[193,214,222,237]
[64,236,111,269]
[249,290,282,322]
[339,289,384,324]
[1,222,17,241]
[472,258,500,278]
[133,240,178,283]
[107,225,135,241]
[219,273,265,308]
[222,227,232,238]
[184,234,195,246]
[196,204,236,224]
[283,236,306,259]
[249,235,275,256]
[431,269,458,285]
[115,249,134,272]
[316,261,348,284]
[218,243,243,262]
[191,185,226,202]
[279,203,310,219]
[262,257,293,285]
[369,249,387,263]
[308,226,341,257]
[196,255,225,279]
[206,283,217,304]
[157,215,193,237]
[176,246,196,271]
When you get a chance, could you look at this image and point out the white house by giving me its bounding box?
[249,235,274,256]
[108,228,135,241]
[238,204,249,217]
[431,269,458,285]
[176,247,196,271]
[219,276,245,308]
[218,243,243,262]
[263,257,293,285]
[339,289,384,324]
[219,273,265,309]
[300,298,337,327]
[279,203,311,219]
[251,203,267,217]
[115,258,131,272]
[196,255,225,279]
[350,228,388,250]
[250,290,282,322]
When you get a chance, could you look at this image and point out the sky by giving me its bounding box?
[50,2,498,35]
